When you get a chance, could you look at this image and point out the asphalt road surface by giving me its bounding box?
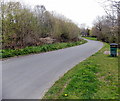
[2,39,103,99]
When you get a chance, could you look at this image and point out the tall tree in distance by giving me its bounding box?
[92,0,119,44]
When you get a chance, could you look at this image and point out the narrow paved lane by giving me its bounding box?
[2,39,103,99]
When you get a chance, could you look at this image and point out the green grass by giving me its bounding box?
[82,37,97,41]
[0,39,87,58]
[43,43,119,99]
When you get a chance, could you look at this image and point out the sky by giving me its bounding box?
[4,0,107,28]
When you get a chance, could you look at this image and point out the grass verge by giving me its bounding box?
[82,37,97,41]
[43,43,119,99]
[0,39,87,58]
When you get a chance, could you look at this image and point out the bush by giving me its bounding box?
[2,2,81,49]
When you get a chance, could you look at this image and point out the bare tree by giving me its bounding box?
[95,0,119,44]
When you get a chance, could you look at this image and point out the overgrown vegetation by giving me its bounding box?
[91,1,119,44]
[1,39,87,58]
[43,43,119,99]
[92,15,118,43]
[1,1,80,49]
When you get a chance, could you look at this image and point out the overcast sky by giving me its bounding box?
[5,0,107,27]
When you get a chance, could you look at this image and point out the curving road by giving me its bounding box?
[2,39,103,99]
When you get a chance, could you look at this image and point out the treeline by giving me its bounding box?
[1,2,80,49]
[91,15,118,43]
[91,1,119,45]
